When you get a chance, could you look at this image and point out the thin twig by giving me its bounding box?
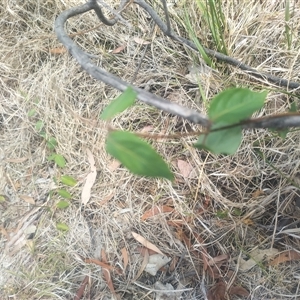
[161,0,171,35]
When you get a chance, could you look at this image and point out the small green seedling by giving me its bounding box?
[57,189,72,199]
[56,222,69,231]
[56,200,70,209]
[60,175,77,187]
[101,87,270,179]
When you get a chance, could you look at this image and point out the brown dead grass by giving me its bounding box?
[1,0,300,299]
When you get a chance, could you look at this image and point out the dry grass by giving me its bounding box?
[1,0,300,299]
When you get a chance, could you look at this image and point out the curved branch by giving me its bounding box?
[243,113,300,129]
[54,1,210,126]
[90,0,117,26]
[54,0,300,132]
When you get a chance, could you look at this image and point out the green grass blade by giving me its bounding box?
[183,9,213,67]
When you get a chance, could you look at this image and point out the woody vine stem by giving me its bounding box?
[55,0,300,130]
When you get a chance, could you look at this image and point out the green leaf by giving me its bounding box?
[56,200,70,209]
[216,210,228,219]
[47,137,58,150]
[61,175,77,187]
[57,189,72,199]
[35,120,44,132]
[208,88,267,123]
[0,195,6,202]
[232,208,242,216]
[19,90,29,99]
[28,109,36,117]
[54,154,66,168]
[56,222,69,231]
[100,87,137,120]
[47,153,56,161]
[194,123,242,154]
[106,131,174,180]
[276,129,289,139]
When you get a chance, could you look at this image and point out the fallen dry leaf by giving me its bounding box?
[176,229,192,249]
[84,257,114,271]
[141,205,174,221]
[74,275,89,300]
[185,64,213,84]
[101,249,118,299]
[144,254,171,276]
[239,248,279,271]
[7,234,27,255]
[269,250,300,266]
[252,189,265,198]
[98,192,114,207]
[177,159,193,178]
[14,181,21,190]
[141,125,154,133]
[169,256,178,272]
[207,281,226,300]
[49,47,67,54]
[136,246,157,256]
[209,281,249,299]
[111,44,126,54]
[133,248,149,281]
[132,232,164,255]
[84,257,122,275]
[167,219,185,227]
[133,37,151,45]
[5,207,42,255]
[121,247,129,271]
[242,218,254,226]
[108,159,121,172]
[81,149,97,205]
[229,285,250,297]
[208,254,229,266]
[19,195,35,205]
[5,157,28,163]
[0,226,9,239]
[103,269,117,298]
